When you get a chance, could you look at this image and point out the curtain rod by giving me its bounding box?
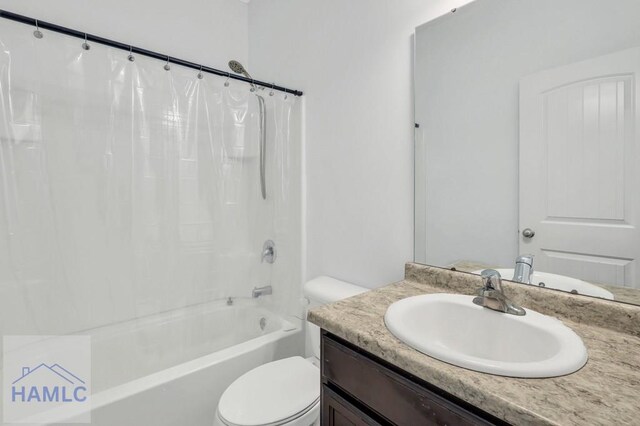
[0,9,304,97]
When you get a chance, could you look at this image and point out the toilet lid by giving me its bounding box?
[218,356,320,426]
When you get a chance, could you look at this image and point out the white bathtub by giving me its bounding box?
[60,299,302,425]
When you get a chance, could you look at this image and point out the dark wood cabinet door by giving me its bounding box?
[322,385,381,426]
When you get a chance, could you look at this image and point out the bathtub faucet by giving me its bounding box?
[252,285,273,298]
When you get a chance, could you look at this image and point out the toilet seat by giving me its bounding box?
[217,356,320,426]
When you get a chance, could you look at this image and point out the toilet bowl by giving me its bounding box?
[214,277,367,426]
[214,356,320,426]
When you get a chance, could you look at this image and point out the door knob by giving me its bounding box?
[522,228,535,238]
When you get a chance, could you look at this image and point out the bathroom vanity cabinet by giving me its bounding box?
[320,331,507,426]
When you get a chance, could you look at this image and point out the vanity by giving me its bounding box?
[309,263,640,426]
[321,332,504,425]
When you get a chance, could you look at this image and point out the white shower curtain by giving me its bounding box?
[0,19,300,336]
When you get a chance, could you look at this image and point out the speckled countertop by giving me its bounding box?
[308,263,640,426]
[450,260,640,306]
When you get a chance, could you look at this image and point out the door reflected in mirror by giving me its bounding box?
[414,0,640,306]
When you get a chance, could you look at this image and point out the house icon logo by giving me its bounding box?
[3,335,91,423]
[11,363,88,403]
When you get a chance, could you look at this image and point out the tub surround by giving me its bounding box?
[308,263,640,425]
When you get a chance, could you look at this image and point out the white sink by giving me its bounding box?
[472,269,614,300]
[384,293,588,378]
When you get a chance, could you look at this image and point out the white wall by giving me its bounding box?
[414,0,640,268]
[0,0,248,70]
[248,0,473,288]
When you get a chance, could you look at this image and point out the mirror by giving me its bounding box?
[414,0,640,306]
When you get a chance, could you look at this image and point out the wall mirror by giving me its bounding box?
[414,0,640,306]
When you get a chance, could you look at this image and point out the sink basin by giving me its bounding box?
[384,293,587,378]
[472,269,614,300]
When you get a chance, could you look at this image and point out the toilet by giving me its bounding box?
[214,276,367,426]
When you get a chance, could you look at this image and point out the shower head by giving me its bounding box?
[228,60,253,80]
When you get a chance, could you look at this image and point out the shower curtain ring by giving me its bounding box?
[224,72,230,87]
[197,65,204,80]
[250,79,256,92]
[82,33,91,51]
[33,19,43,39]
[164,56,171,71]
[269,83,275,97]
[128,46,135,62]
[284,90,288,100]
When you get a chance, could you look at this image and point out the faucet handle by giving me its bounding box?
[262,240,276,264]
[516,254,534,266]
[475,269,527,316]
[480,269,503,292]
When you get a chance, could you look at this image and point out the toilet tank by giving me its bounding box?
[303,276,367,359]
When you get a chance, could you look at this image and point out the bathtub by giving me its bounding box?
[57,299,302,425]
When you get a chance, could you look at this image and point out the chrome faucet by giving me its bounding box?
[252,285,272,298]
[512,254,534,284]
[473,269,526,316]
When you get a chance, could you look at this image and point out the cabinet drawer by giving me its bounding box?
[322,333,496,426]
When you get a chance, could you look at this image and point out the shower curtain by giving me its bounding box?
[0,20,300,337]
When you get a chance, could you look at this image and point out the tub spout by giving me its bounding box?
[252,285,272,298]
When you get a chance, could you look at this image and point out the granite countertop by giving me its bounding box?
[308,263,640,426]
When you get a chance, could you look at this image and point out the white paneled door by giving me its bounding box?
[520,47,640,289]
